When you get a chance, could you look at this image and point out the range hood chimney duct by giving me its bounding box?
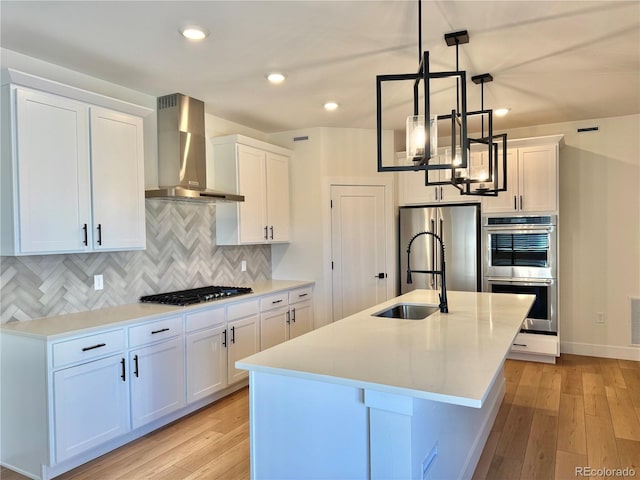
[145,93,244,202]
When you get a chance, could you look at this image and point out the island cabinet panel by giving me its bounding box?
[1,85,146,255]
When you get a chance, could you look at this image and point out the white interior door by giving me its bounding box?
[331,185,387,321]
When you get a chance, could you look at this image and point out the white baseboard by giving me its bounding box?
[560,341,640,361]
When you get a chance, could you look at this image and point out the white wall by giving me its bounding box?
[268,127,396,328]
[503,115,640,360]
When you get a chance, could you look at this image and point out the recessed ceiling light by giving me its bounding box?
[180,26,208,41]
[267,73,286,84]
[494,108,510,117]
[324,102,339,111]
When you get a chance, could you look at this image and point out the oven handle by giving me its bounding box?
[486,277,554,285]
[484,225,554,234]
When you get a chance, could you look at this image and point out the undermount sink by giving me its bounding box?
[372,304,440,320]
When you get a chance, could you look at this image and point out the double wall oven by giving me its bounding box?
[483,215,557,335]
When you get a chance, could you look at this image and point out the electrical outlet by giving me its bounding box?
[241,260,247,272]
[596,311,605,324]
[94,274,104,291]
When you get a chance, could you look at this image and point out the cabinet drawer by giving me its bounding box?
[289,287,313,304]
[185,307,225,333]
[260,293,288,312]
[129,315,183,348]
[53,329,125,368]
[511,333,559,356]
[228,299,259,320]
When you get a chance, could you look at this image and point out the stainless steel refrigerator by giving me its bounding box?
[399,204,481,294]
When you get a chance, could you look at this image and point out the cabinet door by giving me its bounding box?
[266,152,290,242]
[90,107,145,250]
[289,300,314,340]
[237,145,268,243]
[260,307,289,350]
[53,355,128,462]
[399,170,438,205]
[130,337,185,429]
[482,149,518,214]
[227,314,260,384]
[518,145,557,213]
[186,325,227,403]
[14,88,91,254]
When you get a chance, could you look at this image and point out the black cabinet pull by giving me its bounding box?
[222,329,227,347]
[97,224,102,245]
[231,326,236,344]
[291,307,296,323]
[134,354,139,377]
[272,299,283,304]
[286,311,290,324]
[299,293,308,298]
[514,196,517,210]
[264,226,268,240]
[270,226,274,239]
[82,224,88,246]
[120,358,126,382]
[151,327,170,335]
[82,343,106,352]
[513,343,527,347]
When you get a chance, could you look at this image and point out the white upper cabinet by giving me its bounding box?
[482,136,562,215]
[90,107,145,250]
[212,135,292,245]
[1,80,147,255]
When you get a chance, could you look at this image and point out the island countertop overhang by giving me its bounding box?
[236,289,535,408]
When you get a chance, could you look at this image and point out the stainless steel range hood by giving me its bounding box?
[145,93,244,202]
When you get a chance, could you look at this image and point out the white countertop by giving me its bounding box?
[0,279,313,340]
[237,289,535,408]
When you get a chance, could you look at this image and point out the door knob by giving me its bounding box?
[374,273,387,279]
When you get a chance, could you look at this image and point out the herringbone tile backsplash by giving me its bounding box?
[0,200,271,323]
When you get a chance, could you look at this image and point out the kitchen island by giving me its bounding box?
[236,289,534,480]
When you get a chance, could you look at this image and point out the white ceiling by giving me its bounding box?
[1,1,639,134]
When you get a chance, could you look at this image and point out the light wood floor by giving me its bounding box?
[2,354,639,480]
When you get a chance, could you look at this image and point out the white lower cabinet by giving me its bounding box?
[129,337,185,429]
[185,307,228,403]
[0,282,314,480]
[227,312,260,384]
[53,354,129,463]
[260,287,314,350]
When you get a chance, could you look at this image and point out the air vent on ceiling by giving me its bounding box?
[577,126,599,133]
[158,94,178,110]
[293,136,309,142]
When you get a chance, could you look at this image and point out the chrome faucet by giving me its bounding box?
[406,231,449,313]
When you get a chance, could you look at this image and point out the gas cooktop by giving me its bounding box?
[139,285,253,306]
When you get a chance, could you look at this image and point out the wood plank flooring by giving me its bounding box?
[2,354,638,480]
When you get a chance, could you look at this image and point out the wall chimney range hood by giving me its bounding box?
[145,93,244,202]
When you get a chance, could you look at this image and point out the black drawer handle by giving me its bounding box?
[97,224,102,246]
[151,328,170,334]
[513,343,527,347]
[82,224,88,246]
[231,326,236,344]
[82,343,106,352]
[298,293,308,297]
[223,329,227,347]
[272,299,283,304]
[120,358,126,382]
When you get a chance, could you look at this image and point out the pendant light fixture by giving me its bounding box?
[376,1,468,173]
[451,73,508,197]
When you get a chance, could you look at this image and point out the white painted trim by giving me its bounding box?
[560,342,640,361]
[210,134,292,156]
[3,69,153,117]
[507,134,565,149]
[322,176,396,323]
